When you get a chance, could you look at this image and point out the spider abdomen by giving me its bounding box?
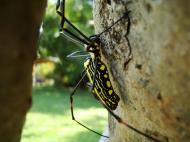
[84,58,120,110]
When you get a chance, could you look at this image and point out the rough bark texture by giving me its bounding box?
[93,0,190,142]
[0,1,46,142]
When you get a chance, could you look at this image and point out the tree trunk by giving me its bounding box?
[0,1,46,142]
[93,0,190,142]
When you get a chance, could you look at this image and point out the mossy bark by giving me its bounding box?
[0,1,46,142]
[93,0,190,142]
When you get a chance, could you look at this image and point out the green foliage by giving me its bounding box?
[35,63,55,77]
[39,0,94,86]
[21,86,107,142]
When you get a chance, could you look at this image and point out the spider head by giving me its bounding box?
[85,35,101,56]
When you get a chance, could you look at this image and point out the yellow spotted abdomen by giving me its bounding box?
[84,58,120,110]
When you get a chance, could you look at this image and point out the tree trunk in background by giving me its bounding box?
[0,1,46,142]
[93,0,190,142]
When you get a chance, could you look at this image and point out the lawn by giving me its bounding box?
[21,86,108,142]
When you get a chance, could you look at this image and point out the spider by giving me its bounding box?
[56,0,162,142]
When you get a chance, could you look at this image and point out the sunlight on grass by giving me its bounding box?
[21,86,108,142]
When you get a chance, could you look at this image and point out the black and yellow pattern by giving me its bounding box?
[84,57,120,110]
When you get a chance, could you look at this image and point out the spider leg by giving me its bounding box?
[60,28,89,45]
[56,0,60,13]
[92,92,163,142]
[69,70,109,138]
[64,18,92,43]
[56,0,92,43]
[86,83,100,101]
[97,10,131,37]
[56,0,65,28]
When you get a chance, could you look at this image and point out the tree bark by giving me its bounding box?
[93,0,190,142]
[0,1,46,142]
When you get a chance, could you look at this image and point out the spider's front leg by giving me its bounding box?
[56,0,66,30]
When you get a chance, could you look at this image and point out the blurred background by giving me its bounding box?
[21,0,108,142]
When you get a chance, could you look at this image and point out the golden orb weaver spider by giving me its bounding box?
[56,0,163,142]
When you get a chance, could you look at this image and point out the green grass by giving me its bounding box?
[21,86,108,142]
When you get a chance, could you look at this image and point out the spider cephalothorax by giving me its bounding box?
[85,35,101,54]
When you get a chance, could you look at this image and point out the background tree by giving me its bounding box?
[93,0,190,142]
[0,1,46,142]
